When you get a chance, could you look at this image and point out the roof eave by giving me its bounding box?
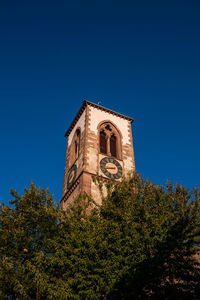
[64,100,134,138]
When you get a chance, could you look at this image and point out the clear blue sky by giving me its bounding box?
[1,1,200,205]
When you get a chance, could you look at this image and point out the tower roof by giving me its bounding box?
[64,100,134,137]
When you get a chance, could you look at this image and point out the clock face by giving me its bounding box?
[67,164,77,190]
[100,157,122,179]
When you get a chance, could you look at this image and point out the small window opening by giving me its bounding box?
[75,141,78,158]
[76,129,80,137]
[110,134,117,157]
[69,128,81,168]
[100,130,107,154]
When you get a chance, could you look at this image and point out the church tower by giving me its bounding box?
[61,101,135,210]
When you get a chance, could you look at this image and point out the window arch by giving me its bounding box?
[99,122,122,159]
[74,128,80,159]
[69,128,81,167]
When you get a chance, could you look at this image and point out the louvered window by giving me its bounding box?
[110,134,117,157]
[100,130,107,154]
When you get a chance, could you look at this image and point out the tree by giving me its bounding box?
[0,183,60,299]
[52,174,200,299]
[0,175,199,299]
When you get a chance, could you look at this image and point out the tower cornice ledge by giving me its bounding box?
[64,100,134,138]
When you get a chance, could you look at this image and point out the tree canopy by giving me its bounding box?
[0,175,199,299]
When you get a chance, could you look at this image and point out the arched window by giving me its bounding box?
[69,128,81,167]
[75,141,78,158]
[99,122,121,159]
[75,129,80,159]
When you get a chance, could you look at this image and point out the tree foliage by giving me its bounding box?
[0,183,59,299]
[0,175,199,299]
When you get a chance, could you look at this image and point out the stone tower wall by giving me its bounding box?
[84,105,135,176]
[61,101,135,208]
[62,109,86,197]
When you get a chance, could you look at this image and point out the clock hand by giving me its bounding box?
[105,167,116,169]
